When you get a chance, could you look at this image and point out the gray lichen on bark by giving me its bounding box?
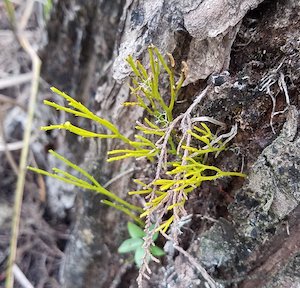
[230,105,300,240]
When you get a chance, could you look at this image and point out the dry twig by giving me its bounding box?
[161,231,217,288]
[4,1,41,287]
[137,86,212,287]
[259,60,291,133]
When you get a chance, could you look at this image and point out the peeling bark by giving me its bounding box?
[113,0,264,84]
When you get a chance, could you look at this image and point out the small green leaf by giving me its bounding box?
[134,246,145,267]
[127,222,145,238]
[150,245,165,257]
[152,231,159,242]
[118,238,143,253]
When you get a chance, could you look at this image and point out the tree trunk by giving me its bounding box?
[41,0,300,287]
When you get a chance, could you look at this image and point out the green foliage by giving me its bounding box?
[118,222,164,267]
[28,46,245,265]
[127,221,147,238]
[43,0,53,21]
[27,150,144,226]
[124,46,185,123]
[130,121,245,232]
[43,86,160,162]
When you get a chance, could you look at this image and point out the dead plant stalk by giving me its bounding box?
[4,1,41,287]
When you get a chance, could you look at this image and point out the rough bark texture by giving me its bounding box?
[41,0,131,286]
[112,0,264,84]
[40,0,300,287]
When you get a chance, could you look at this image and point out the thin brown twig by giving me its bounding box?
[103,167,137,188]
[161,231,217,288]
[137,199,171,287]
[154,114,184,180]
[137,86,211,287]
[5,0,41,287]
[169,87,212,241]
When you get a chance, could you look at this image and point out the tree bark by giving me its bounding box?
[41,0,300,287]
